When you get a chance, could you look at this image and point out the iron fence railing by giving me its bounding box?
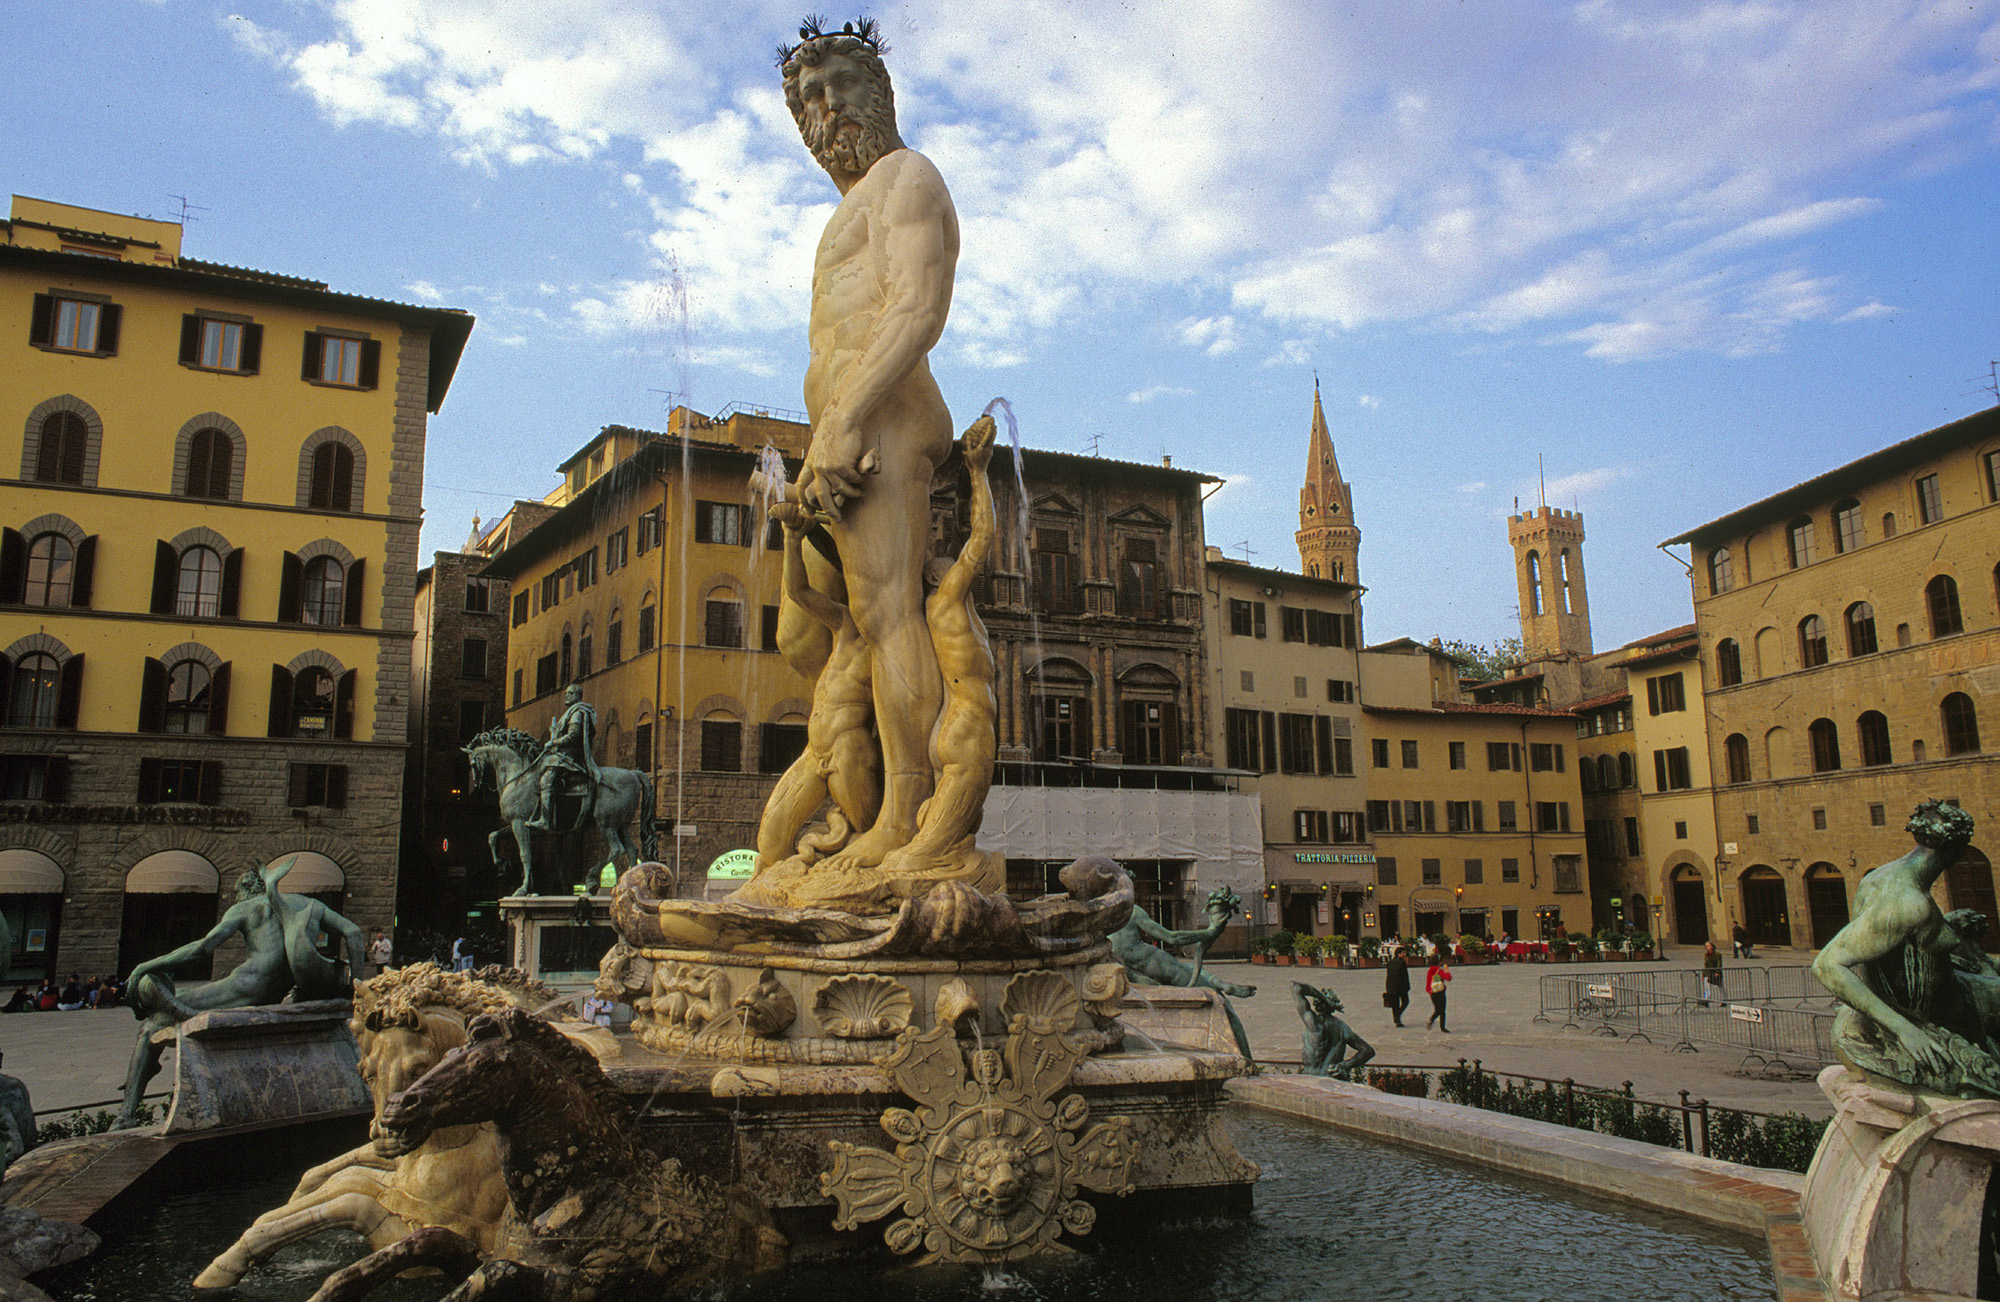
[1531,966,1837,1076]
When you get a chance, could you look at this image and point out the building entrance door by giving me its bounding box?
[1805,864,1850,950]
[1414,910,1447,939]
[1673,874,1709,946]
[1739,867,1791,948]
[1282,894,1318,934]
[1948,848,1997,951]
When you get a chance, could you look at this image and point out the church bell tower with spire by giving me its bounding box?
[1295,382,1360,583]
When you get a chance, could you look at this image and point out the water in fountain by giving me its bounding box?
[983,398,1046,741]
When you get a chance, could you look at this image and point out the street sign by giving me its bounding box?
[1729,1004,1763,1023]
[1586,983,1613,1000]
[675,824,699,838]
[707,849,758,880]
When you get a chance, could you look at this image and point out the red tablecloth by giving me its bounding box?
[1499,942,1548,959]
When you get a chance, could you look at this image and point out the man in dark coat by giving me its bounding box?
[1384,951,1411,1027]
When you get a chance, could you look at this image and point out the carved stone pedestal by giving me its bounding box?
[1803,1064,2000,1301]
[159,1000,369,1133]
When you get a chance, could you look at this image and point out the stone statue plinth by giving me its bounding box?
[1802,1064,2000,1301]
[157,1000,369,1134]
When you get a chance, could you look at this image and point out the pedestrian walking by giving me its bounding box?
[1731,922,1751,960]
[1701,941,1724,1006]
[451,935,474,973]
[1383,951,1411,1027]
[367,930,393,977]
[1424,958,1452,1032]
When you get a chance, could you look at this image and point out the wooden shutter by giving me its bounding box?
[137,657,167,732]
[694,502,713,544]
[277,552,302,623]
[179,315,201,364]
[1261,710,1277,773]
[1315,715,1333,775]
[0,528,23,605]
[151,540,177,614]
[55,654,83,728]
[219,547,243,618]
[28,294,53,346]
[334,669,357,739]
[42,756,69,804]
[326,764,349,809]
[1119,700,1141,765]
[197,761,223,806]
[358,339,381,389]
[0,653,11,721]
[137,757,162,804]
[301,331,324,380]
[69,536,95,608]
[207,662,231,735]
[95,304,120,354]
[267,665,293,738]
[239,323,263,374]
[1160,701,1180,764]
[1253,603,1267,638]
[342,558,366,626]
[287,763,310,807]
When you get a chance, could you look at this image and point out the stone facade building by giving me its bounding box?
[1665,405,2000,950]
[0,196,471,981]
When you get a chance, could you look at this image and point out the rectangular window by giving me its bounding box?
[1278,714,1317,774]
[465,578,491,612]
[1448,741,1466,770]
[695,501,749,546]
[1366,800,1393,834]
[539,573,560,612]
[1371,738,1390,768]
[1326,679,1355,703]
[1530,742,1555,771]
[1747,813,1761,834]
[1033,528,1074,613]
[1812,807,1828,831]
[1652,747,1692,791]
[1224,708,1263,772]
[1281,606,1306,642]
[1406,800,1435,832]
[1331,811,1361,843]
[1228,599,1256,636]
[1536,801,1565,832]
[700,719,742,772]
[1421,858,1442,886]
[1674,820,1688,840]
[1447,801,1474,833]
[760,722,810,774]
[574,549,597,591]
[1626,817,1642,855]
[1400,739,1419,769]
[1486,741,1521,771]
[1464,858,1483,885]
[1501,857,1520,883]
[1377,857,1398,887]
[632,720,654,773]
[1120,537,1160,616]
[285,762,348,809]
[636,507,664,554]
[54,296,103,351]
[456,699,485,743]
[1291,676,1306,698]
[1917,473,1943,524]
[1035,695,1089,761]
[1238,670,1255,693]
[637,605,656,653]
[761,605,780,652]
[1870,802,1886,827]
[605,621,622,666]
[535,654,558,697]
[1333,736,1353,776]
[1987,450,2000,503]
[200,318,243,370]
[512,590,530,627]
[705,599,744,648]
[1497,800,1517,831]
[605,527,629,573]
[313,333,370,386]
[1295,809,1330,843]
[1121,699,1176,765]
[1553,855,1583,894]
[460,637,488,679]
[1305,609,1338,646]
[576,634,592,679]
[1646,673,1686,715]
[512,667,523,707]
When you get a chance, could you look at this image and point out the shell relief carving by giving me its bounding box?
[814,974,915,1040]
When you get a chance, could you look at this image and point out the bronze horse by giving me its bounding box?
[306,1008,781,1302]
[463,728,658,897]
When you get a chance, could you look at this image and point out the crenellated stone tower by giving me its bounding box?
[1507,504,1592,657]
[1295,382,1360,583]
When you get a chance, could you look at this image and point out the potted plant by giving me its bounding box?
[1250,935,1271,965]
[1574,934,1601,962]
[1629,930,1656,961]
[1357,935,1382,968]
[1458,934,1488,965]
[1272,930,1298,965]
[1327,935,1351,968]
[1596,928,1626,961]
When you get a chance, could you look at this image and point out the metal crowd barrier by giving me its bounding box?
[1532,965,1837,1077]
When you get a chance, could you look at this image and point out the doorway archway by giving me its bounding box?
[1947,846,1997,951]
[120,850,220,978]
[1670,864,1709,946]
[1738,865,1791,948]
[1805,863,1850,949]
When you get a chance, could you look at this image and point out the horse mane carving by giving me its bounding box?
[466,726,544,761]
[470,1008,632,1128]
[354,962,564,1030]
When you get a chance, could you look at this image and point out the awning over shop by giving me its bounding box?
[126,850,219,894]
[268,852,345,893]
[0,849,63,894]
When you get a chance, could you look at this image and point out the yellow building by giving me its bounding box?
[1617,627,1723,946]
[1362,640,1589,942]
[1665,405,2000,950]
[482,408,814,890]
[0,195,471,981]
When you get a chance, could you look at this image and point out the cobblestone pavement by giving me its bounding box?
[1207,947,1834,1118]
[0,946,1836,1121]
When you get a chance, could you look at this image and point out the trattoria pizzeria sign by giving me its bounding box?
[1293,852,1376,864]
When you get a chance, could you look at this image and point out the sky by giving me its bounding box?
[9,1,1997,652]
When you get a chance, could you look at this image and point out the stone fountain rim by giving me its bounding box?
[631,941,1113,975]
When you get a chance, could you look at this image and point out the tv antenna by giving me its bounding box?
[166,194,209,226]
[1081,432,1104,456]
[1232,539,1258,563]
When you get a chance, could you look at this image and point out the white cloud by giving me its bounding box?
[1457,480,1486,494]
[1356,394,1380,409]
[229,1,2000,362]
[1128,384,1194,404]
[1534,465,1634,502]
[405,279,444,302]
[1837,301,1897,322]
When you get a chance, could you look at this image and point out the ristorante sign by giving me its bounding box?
[0,804,251,827]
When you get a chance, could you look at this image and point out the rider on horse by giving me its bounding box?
[527,684,600,832]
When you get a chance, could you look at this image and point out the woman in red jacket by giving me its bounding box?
[1425,958,1452,1032]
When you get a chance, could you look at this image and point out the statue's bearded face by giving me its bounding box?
[790,51,897,177]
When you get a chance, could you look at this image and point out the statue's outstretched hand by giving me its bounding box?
[962,414,997,470]
[1899,1023,1956,1077]
[769,501,812,534]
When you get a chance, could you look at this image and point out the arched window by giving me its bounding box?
[7,654,60,728]
[560,631,574,685]
[1798,615,1828,668]
[309,441,356,512]
[176,546,223,618]
[577,628,593,679]
[1808,718,1841,773]
[1882,512,1898,540]
[1526,551,1544,616]
[637,602,657,653]
[164,660,211,734]
[1715,638,1742,686]
[1832,498,1863,553]
[1857,711,1891,767]
[292,668,336,738]
[1580,760,1596,793]
[1786,516,1816,568]
[300,557,344,626]
[23,533,73,608]
[1559,549,1574,614]
[1927,574,1963,637]
[1845,602,1877,657]
[1596,754,1616,790]
[1724,733,1751,784]
[1707,547,1733,595]
[1330,560,1345,582]
[1617,751,1636,788]
[1942,692,1981,755]
[183,427,233,500]
[35,412,86,484]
